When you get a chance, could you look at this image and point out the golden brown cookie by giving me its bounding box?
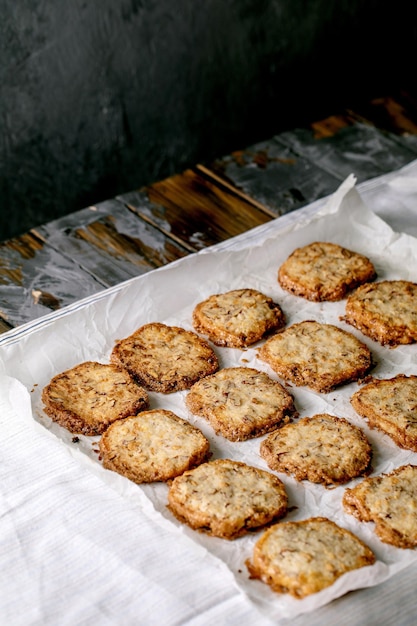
[343,280,417,346]
[260,414,372,486]
[99,409,210,483]
[42,361,149,436]
[111,322,219,393]
[351,375,417,452]
[258,320,373,393]
[343,464,417,548]
[185,367,297,441]
[167,458,288,539]
[246,517,375,598]
[192,288,285,347]
[278,241,376,301]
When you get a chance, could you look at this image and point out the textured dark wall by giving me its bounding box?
[0,0,412,240]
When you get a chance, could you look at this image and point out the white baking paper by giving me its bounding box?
[1,173,417,622]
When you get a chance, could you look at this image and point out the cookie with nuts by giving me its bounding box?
[246,517,375,598]
[42,360,149,436]
[258,320,373,393]
[99,409,210,483]
[192,288,285,347]
[167,458,288,539]
[185,367,297,441]
[278,241,376,301]
[343,464,417,548]
[351,374,417,452]
[343,280,417,346]
[260,413,372,486]
[111,322,219,393]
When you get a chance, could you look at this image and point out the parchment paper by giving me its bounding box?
[1,174,417,622]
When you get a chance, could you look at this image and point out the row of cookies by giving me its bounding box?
[254,242,417,596]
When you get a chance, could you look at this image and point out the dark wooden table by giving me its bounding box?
[1,88,417,334]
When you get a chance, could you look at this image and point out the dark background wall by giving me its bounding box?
[0,0,414,241]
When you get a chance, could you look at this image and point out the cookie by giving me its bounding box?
[258,320,373,393]
[260,414,372,486]
[99,409,210,483]
[192,288,285,347]
[42,361,149,436]
[278,241,376,302]
[343,464,417,548]
[185,367,297,441]
[111,322,219,393]
[343,280,417,346]
[351,375,417,452]
[246,517,375,598]
[167,458,288,539]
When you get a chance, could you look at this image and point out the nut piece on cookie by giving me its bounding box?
[185,367,297,441]
[351,374,417,452]
[343,464,417,548]
[192,288,285,347]
[111,322,219,393]
[260,414,372,486]
[42,361,149,436]
[278,241,376,302]
[258,320,373,393]
[99,409,210,483]
[343,280,417,346]
[246,517,375,598]
[167,458,288,539]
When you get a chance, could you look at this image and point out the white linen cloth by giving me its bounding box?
[1,160,417,626]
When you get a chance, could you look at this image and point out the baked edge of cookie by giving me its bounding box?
[260,414,373,486]
[167,458,288,539]
[192,289,286,347]
[99,409,211,484]
[277,242,376,302]
[185,367,297,441]
[245,516,376,598]
[41,361,149,436]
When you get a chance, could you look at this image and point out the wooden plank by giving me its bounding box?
[201,137,341,217]
[0,318,13,335]
[0,231,107,328]
[346,91,417,155]
[277,122,417,183]
[309,113,357,139]
[301,90,417,140]
[34,199,190,285]
[119,168,273,251]
[348,92,417,136]
[3,89,417,333]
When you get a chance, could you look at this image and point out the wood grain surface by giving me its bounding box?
[1,90,417,332]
